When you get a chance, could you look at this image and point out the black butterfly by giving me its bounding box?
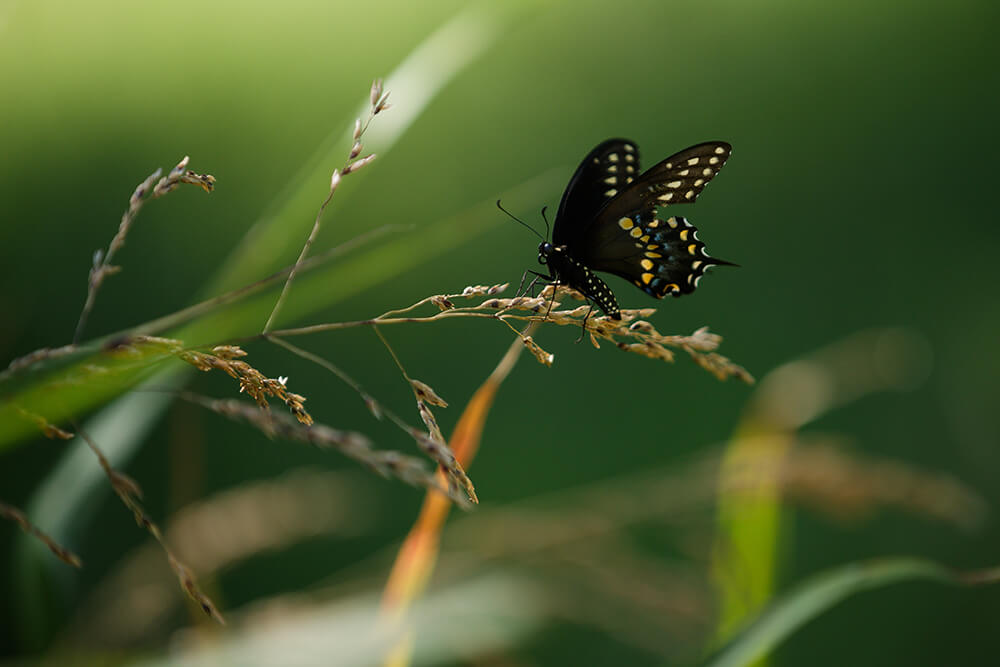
[529,139,735,321]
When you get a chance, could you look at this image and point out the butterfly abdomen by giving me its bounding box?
[547,245,622,319]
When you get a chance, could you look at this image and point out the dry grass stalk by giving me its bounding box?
[61,468,375,647]
[373,327,477,504]
[263,77,389,333]
[271,283,752,382]
[74,427,224,624]
[0,501,82,568]
[187,395,471,507]
[265,335,480,505]
[73,156,215,344]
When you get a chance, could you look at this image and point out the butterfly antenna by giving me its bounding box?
[497,200,544,240]
[540,206,551,240]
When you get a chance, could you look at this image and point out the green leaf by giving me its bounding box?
[702,557,999,667]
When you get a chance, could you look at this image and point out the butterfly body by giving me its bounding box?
[537,241,621,319]
[538,138,734,319]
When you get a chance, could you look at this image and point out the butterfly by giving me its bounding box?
[528,138,735,322]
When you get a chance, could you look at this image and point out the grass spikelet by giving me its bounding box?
[0,501,82,568]
[374,327,477,503]
[74,157,214,344]
[521,335,555,367]
[263,77,391,333]
[178,345,313,425]
[409,379,448,408]
[75,427,223,623]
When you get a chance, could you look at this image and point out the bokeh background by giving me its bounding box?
[1,1,999,665]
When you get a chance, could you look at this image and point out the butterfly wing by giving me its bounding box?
[576,142,734,298]
[553,139,641,247]
[600,141,731,218]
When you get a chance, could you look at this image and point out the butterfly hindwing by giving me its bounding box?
[583,212,733,298]
[553,139,641,247]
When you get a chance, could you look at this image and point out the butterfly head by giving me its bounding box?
[537,241,554,265]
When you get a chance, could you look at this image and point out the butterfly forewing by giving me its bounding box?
[554,139,641,247]
[599,141,731,222]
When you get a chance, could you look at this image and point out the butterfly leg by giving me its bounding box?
[524,272,551,301]
[502,270,551,317]
[505,270,559,320]
[575,303,594,344]
[512,269,534,301]
[500,270,533,316]
[528,275,543,298]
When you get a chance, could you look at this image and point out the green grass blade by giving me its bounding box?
[702,557,996,667]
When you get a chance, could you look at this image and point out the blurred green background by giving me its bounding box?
[1,0,999,665]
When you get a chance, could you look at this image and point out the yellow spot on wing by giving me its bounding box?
[604,176,617,185]
[640,259,654,270]
[679,229,690,241]
[608,153,619,162]
[645,251,662,258]
[641,272,654,284]
[667,180,682,189]
[604,189,617,197]
[640,235,650,242]
[687,157,700,166]
[618,217,634,230]
[692,260,703,270]
[648,220,659,228]
[702,167,713,176]
[667,217,679,228]
[630,227,642,238]
[658,193,674,202]
[687,244,697,255]
[714,146,726,154]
